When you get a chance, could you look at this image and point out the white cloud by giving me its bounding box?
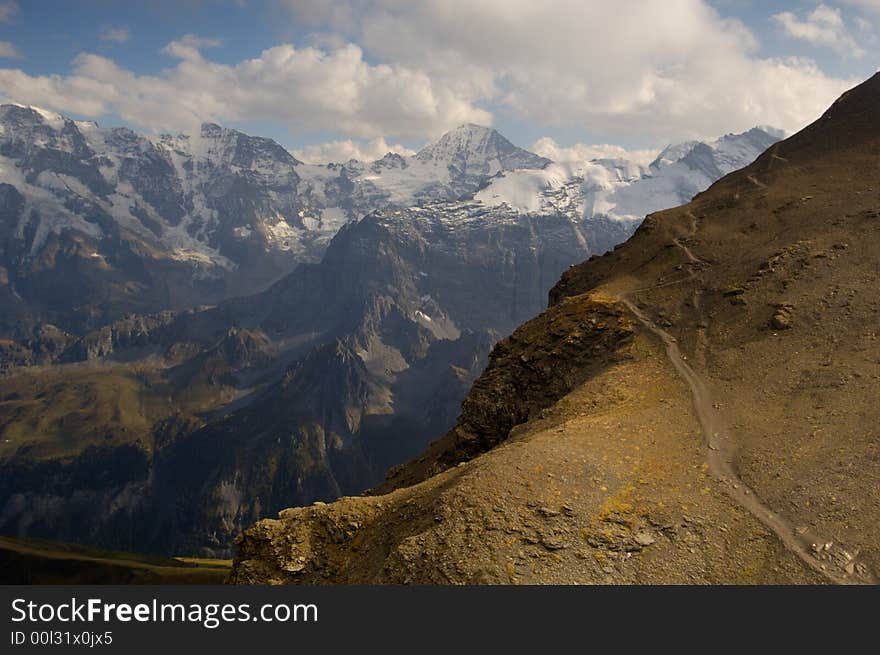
[530,137,659,167]
[292,137,415,163]
[772,4,865,57]
[99,25,130,44]
[0,1,861,146]
[161,33,222,59]
[0,1,18,23]
[0,41,20,59]
[0,38,490,140]
[283,0,857,141]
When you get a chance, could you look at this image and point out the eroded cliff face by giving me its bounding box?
[376,294,635,492]
[2,205,584,555]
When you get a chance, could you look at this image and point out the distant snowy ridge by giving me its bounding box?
[0,103,781,294]
[475,127,783,228]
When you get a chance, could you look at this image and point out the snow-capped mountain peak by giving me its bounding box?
[649,141,700,169]
[0,104,327,309]
[709,127,785,175]
[0,103,66,129]
[414,123,550,174]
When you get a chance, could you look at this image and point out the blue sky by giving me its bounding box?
[0,1,877,161]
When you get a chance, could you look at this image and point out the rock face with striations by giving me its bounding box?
[0,105,315,335]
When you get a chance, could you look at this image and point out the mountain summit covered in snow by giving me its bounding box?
[414,123,551,173]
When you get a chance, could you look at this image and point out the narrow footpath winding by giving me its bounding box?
[619,215,874,585]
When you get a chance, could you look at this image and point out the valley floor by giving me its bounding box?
[0,537,230,584]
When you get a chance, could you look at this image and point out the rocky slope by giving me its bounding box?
[230,74,880,584]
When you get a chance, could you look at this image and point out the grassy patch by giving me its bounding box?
[0,536,231,584]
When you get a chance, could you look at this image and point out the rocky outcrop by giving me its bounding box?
[0,324,75,370]
[59,312,178,362]
[377,293,635,492]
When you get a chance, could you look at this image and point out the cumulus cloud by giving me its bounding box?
[282,0,857,141]
[531,137,659,167]
[773,4,865,57]
[161,33,222,59]
[0,37,490,140]
[99,25,130,44]
[292,137,415,163]
[0,1,861,145]
[0,40,20,58]
[0,1,17,23]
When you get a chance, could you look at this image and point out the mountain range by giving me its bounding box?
[0,105,780,555]
[0,103,779,337]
